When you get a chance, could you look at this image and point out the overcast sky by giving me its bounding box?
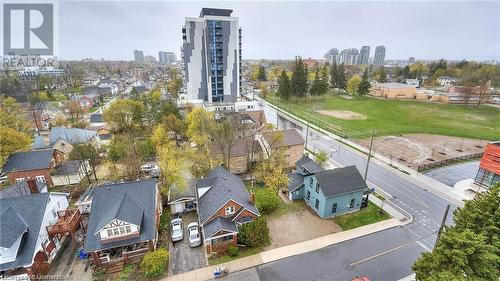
[58,1,500,61]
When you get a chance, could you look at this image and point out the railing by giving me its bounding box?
[416,152,483,172]
[46,209,81,235]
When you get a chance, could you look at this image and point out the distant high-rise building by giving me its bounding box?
[182,8,241,103]
[408,56,415,64]
[373,46,386,67]
[339,48,359,65]
[144,55,156,64]
[159,51,177,65]
[133,50,144,62]
[324,48,339,65]
[358,46,370,65]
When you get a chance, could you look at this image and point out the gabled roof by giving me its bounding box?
[196,167,259,225]
[2,149,54,173]
[262,129,304,148]
[84,179,157,252]
[33,135,47,149]
[0,180,46,199]
[295,155,325,174]
[0,207,28,248]
[288,172,304,193]
[0,193,51,271]
[94,193,144,233]
[49,127,97,145]
[202,217,237,238]
[314,166,368,197]
[89,114,103,123]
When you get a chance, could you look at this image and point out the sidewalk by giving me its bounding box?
[164,218,402,281]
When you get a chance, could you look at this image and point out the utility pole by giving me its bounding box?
[305,114,310,149]
[435,204,450,249]
[276,105,279,129]
[363,129,375,181]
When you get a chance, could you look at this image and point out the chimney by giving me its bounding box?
[26,177,38,194]
[250,190,256,205]
[304,152,309,158]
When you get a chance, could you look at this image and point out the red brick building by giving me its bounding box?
[474,141,500,188]
[2,149,63,187]
[195,167,260,254]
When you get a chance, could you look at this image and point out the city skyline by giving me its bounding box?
[58,1,500,61]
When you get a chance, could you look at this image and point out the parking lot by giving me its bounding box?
[169,212,207,275]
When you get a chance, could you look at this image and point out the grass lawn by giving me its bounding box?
[265,93,500,140]
[207,243,269,265]
[332,202,390,231]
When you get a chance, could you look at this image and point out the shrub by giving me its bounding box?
[255,188,281,215]
[140,248,169,278]
[227,245,239,257]
[237,217,270,247]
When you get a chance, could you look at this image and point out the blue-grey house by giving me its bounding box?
[288,155,369,218]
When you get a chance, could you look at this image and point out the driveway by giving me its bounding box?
[169,212,207,275]
[47,235,92,281]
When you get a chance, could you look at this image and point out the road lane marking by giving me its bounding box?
[350,243,410,267]
[416,241,431,252]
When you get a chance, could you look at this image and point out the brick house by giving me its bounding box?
[258,129,305,168]
[1,149,63,186]
[0,192,70,280]
[196,167,260,254]
[83,179,162,273]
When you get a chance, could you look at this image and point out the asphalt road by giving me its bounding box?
[423,161,479,187]
[243,98,458,281]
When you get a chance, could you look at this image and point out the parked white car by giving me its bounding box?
[141,164,159,173]
[171,218,183,242]
[187,222,201,247]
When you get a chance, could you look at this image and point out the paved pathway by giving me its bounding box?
[423,161,479,187]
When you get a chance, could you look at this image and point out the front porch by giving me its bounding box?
[205,233,237,255]
[91,241,154,273]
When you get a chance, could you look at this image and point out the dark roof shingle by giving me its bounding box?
[2,149,54,173]
[314,166,368,197]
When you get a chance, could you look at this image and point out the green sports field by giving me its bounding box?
[266,93,500,140]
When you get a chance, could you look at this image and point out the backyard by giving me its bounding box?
[265,93,500,140]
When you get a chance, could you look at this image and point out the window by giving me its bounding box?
[306,191,310,201]
[15,178,25,183]
[309,178,313,187]
[225,205,235,215]
[36,175,46,183]
[315,199,319,209]
[125,226,131,233]
[113,228,120,236]
[107,229,113,237]
[349,199,355,208]
[332,203,337,213]
[315,183,319,193]
[105,225,133,239]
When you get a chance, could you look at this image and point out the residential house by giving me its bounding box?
[1,149,63,186]
[69,95,93,111]
[89,113,105,127]
[83,180,161,272]
[257,129,305,168]
[49,127,100,153]
[196,167,260,254]
[436,76,457,87]
[0,178,47,199]
[210,138,262,175]
[405,79,419,87]
[0,192,73,280]
[167,179,197,214]
[288,155,369,218]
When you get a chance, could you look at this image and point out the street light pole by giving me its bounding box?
[276,105,279,129]
[305,114,310,149]
[364,129,375,181]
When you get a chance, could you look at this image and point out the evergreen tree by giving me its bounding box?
[291,56,308,102]
[257,65,267,81]
[402,65,411,79]
[336,63,347,91]
[319,64,330,100]
[330,62,338,89]
[358,68,371,96]
[277,70,291,101]
[309,68,321,98]
[413,185,500,281]
[377,66,387,83]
